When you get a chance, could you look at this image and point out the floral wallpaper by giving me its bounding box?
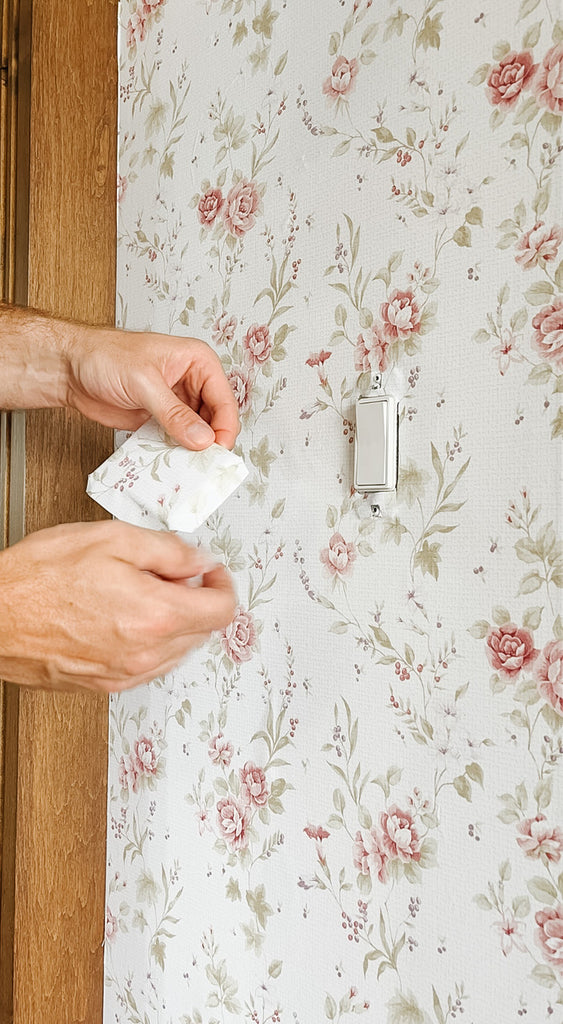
[107,1,563,1022]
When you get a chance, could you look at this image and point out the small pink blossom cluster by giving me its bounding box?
[207,749,269,851]
[352,804,422,884]
[197,178,261,237]
[355,289,422,374]
[118,734,160,793]
[485,626,563,716]
[126,0,166,49]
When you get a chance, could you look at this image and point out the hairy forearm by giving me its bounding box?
[0,304,83,410]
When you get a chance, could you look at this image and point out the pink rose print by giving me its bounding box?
[222,178,260,237]
[117,174,128,204]
[227,365,253,414]
[142,0,166,10]
[517,815,563,862]
[118,753,140,793]
[515,222,563,269]
[353,828,388,883]
[217,796,251,851]
[493,911,527,956]
[243,323,272,366]
[380,289,421,342]
[486,50,536,109]
[322,56,359,102]
[320,532,357,578]
[485,622,538,680]
[221,607,257,664]
[208,733,234,767]
[355,322,389,373]
[304,824,330,841]
[196,806,209,835]
[533,44,563,114]
[535,904,563,971]
[240,762,269,807]
[105,907,118,943]
[305,350,331,368]
[126,8,147,48]
[531,298,563,370]
[379,805,421,863]
[534,639,563,716]
[198,187,223,227]
[134,735,159,775]
[212,312,237,346]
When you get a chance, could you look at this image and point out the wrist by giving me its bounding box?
[0,304,75,410]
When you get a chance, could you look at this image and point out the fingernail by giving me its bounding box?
[186,421,214,446]
[195,546,219,573]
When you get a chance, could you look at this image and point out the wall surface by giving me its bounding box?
[107,2,563,1022]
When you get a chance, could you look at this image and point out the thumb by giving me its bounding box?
[141,373,215,450]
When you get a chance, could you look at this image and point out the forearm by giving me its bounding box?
[0,304,82,410]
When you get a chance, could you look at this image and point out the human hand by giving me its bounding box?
[66,325,240,450]
[0,521,236,693]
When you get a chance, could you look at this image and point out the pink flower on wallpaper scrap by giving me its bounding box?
[533,44,563,114]
[485,622,538,680]
[222,178,261,237]
[355,322,389,373]
[322,56,359,102]
[217,796,251,851]
[486,50,537,109]
[239,762,269,807]
[353,828,388,882]
[305,350,332,367]
[379,805,421,863]
[105,907,118,943]
[535,904,563,971]
[243,323,272,366]
[531,298,563,370]
[320,532,357,578]
[380,289,421,342]
[126,8,147,48]
[197,187,224,227]
[221,607,257,664]
[208,734,234,767]
[515,222,563,269]
[304,824,330,841]
[134,736,160,776]
[117,174,128,204]
[491,328,524,376]
[517,815,563,862]
[493,911,527,956]
[227,365,253,413]
[212,312,237,346]
[142,0,166,11]
[534,639,563,716]
[118,753,140,793]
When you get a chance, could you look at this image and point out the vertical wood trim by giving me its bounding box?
[11,1,117,1021]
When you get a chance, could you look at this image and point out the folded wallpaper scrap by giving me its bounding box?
[86,417,247,531]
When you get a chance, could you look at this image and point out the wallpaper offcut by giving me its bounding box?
[107,2,563,1022]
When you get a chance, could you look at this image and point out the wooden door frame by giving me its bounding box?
[1,1,117,1020]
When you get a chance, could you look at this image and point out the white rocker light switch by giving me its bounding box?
[354,393,398,493]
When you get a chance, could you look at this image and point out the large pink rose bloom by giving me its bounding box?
[227,365,253,413]
[134,736,159,775]
[240,762,269,807]
[535,904,563,971]
[243,324,272,366]
[126,8,147,48]
[486,50,536,108]
[517,815,563,862]
[533,44,563,114]
[355,322,389,373]
[217,796,250,851]
[353,829,388,882]
[198,187,223,227]
[531,298,563,370]
[320,532,356,578]
[515,222,563,269]
[379,805,421,863]
[222,178,260,237]
[485,622,538,680]
[534,640,563,716]
[221,607,257,664]
[208,734,234,767]
[212,312,237,346]
[323,56,359,101]
[380,289,421,342]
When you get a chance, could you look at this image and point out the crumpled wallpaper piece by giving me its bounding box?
[106,3,563,1023]
[87,418,248,531]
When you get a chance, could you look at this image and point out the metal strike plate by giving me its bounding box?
[354,393,398,493]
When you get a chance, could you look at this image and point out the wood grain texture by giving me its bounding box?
[11,0,117,1021]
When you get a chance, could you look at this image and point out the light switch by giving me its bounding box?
[354,394,398,492]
